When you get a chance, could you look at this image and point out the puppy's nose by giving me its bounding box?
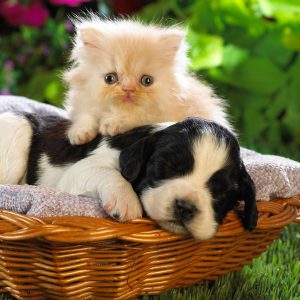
[175,199,197,222]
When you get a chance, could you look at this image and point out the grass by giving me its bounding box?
[1,223,299,300]
[142,223,300,300]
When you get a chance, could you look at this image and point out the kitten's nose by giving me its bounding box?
[174,199,197,223]
[122,86,133,92]
[122,86,134,92]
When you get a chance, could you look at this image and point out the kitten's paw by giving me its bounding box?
[67,120,98,145]
[99,118,131,136]
[101,184,142,222]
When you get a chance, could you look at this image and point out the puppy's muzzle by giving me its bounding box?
[174,199,197,223]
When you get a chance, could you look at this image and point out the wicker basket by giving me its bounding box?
[0,196,299,300]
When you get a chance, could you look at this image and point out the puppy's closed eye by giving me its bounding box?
[150,155,192,180]
[208,169,238,195]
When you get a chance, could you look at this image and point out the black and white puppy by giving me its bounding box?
[0,112,257,240]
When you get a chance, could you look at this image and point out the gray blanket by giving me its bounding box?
[0,96,299,217]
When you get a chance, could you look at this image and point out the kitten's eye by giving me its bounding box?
[140,75,154,87]
[104,73,118,85]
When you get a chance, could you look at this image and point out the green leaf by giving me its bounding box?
[243,108,268,140]
[188,31,223,70]
[208,67,235,85]
[282,77,300,132]
[254,31,293,67]
[45,80,65,107]
[266,122,281,145]
[221,57,286,95]
[265,88,287,120]
[258,0,300,17]
[134,2,173,23]
[189,1,221,33]
[18,68,64,106]
[222,44,249,73]
[282,27,300,51]
[288,55,300,77]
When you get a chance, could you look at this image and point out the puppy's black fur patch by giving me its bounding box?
[108,125,154,150]
[24,114,102,184]
[120,121,196,194]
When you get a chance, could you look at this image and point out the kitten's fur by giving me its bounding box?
[64,17,232,144]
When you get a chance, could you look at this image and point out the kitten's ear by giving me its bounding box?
[78,27,103,50]
[160,29,186,56]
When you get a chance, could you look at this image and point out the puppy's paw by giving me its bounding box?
[101,184,142,222]
[99,118,131,136]
[67,120,98,145]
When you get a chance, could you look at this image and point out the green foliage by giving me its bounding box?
[139,0,300,161]
[0,19,70,107]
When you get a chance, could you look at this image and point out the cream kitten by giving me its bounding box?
[64,17,232,144]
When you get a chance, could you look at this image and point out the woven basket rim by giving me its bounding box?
[0,196,299,244]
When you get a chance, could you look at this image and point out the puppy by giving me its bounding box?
[0,112,257,240]
[64,16,232,144]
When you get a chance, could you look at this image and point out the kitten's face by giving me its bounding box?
[97,37,169,106]
[70,20,188,112]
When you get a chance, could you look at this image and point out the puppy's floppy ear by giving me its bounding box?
[120,136,154,183]
[238,164,258,231]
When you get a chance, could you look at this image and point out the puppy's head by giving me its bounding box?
[120,118,257,240]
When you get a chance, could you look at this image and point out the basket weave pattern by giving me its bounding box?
[0,196,299,300]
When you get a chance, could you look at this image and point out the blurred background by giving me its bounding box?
[0,0,299,160]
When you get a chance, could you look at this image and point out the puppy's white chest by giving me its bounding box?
[36,154,70,188]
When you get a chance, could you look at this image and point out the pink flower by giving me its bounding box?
[65,20,74,32]
[4,60,14,69]
[40,44,50,55]
[17,54,27,64]
[0,0,49,28]
[0,89,11,96]
[49,0,91,7]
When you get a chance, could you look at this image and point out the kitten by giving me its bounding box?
[64,16,233,144]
